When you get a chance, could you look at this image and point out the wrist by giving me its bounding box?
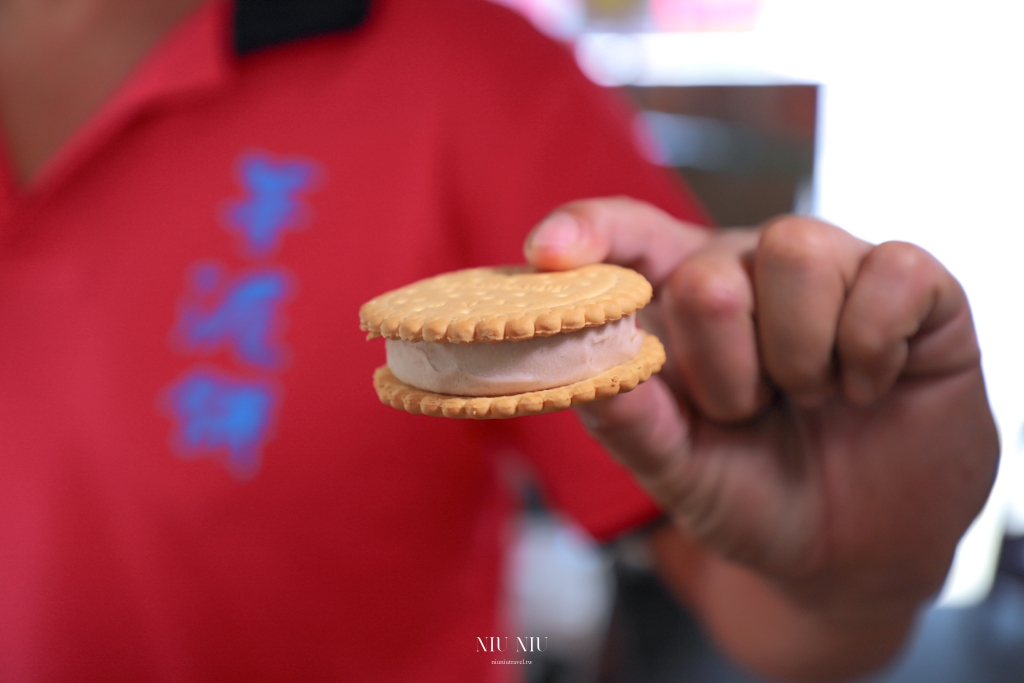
[692,549,921,682]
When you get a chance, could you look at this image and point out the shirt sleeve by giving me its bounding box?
[442,5,710,265]
[437,0,710,541]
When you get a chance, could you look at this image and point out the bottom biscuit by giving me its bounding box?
[372,333,666,419]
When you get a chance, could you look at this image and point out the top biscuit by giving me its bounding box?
[359,264,653,344]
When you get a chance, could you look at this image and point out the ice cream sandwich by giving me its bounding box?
[359,264,665,418]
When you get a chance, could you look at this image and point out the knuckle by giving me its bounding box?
[668,260,750,321]
[607,195,646,210]
[839,322,891,365]
[868,241,935,280]
[564,196,637,222]
[557,201,604,230]
[758,216,835,271]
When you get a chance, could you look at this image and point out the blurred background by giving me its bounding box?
[489,0,1024,681]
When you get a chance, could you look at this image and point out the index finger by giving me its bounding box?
[523,197,712,287]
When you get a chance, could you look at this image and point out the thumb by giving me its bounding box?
[524,197,711,287]
[575,376,693,511]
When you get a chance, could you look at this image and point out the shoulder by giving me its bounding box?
[371,0,569,62]
[362,0,582,98]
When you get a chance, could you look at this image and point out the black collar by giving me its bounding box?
[233,0,371,55]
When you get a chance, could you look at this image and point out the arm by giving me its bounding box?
[525,198,999,682]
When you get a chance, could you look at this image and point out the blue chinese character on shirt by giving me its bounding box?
[163,367,279,478]
[224,152,319,257]
[161,150,322,477]
[173,261,293,369]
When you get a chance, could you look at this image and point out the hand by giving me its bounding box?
[524,198,999,680]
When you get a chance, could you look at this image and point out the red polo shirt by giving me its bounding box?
[0,0,708,680]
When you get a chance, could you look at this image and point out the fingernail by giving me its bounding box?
[530,213,581,253]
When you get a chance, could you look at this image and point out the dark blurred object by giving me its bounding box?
[1000,534,1024,578]
[858,545,1024,683]
[598,559,769,683]
[627,85,817,227]
[599,536,1024,683]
